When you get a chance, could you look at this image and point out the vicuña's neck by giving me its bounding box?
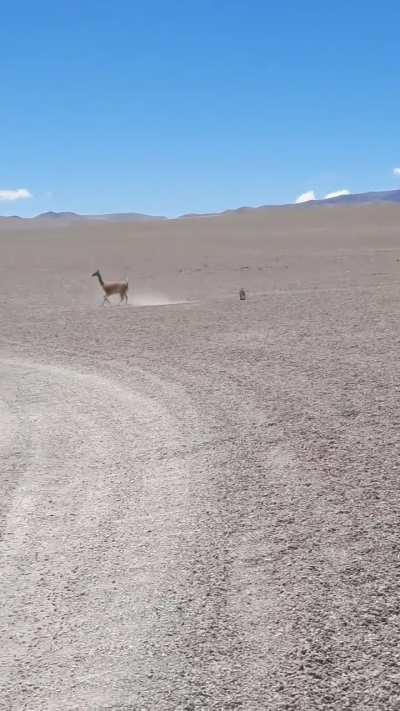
[96,272,105,287]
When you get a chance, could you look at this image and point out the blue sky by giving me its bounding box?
[1,1,399,217]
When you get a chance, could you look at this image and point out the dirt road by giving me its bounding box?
[1,207,400,709]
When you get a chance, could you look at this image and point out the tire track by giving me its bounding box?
[0,358,200,710]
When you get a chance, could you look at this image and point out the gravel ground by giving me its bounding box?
[1,206,400,709]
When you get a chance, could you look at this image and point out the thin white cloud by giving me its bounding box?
[0,188,32,202]
[295,190,316,204]
[324,189,350,200]
[393,168,400,176]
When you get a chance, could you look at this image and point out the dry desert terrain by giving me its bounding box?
[1,205,400,710]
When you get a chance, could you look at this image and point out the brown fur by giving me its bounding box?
[91,270,128,305]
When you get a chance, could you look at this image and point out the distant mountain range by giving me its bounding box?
[177,189,400,218]
[1,189,400,223]
[295,189,400,208]
[216,188,400,215]
[34,211,167,222]
[0,210,166,223]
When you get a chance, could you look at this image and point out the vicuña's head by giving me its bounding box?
[91,270,100,277]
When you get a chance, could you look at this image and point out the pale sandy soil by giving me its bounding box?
[1,205,400,710]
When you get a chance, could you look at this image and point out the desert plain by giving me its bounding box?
[1,204,400,709]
